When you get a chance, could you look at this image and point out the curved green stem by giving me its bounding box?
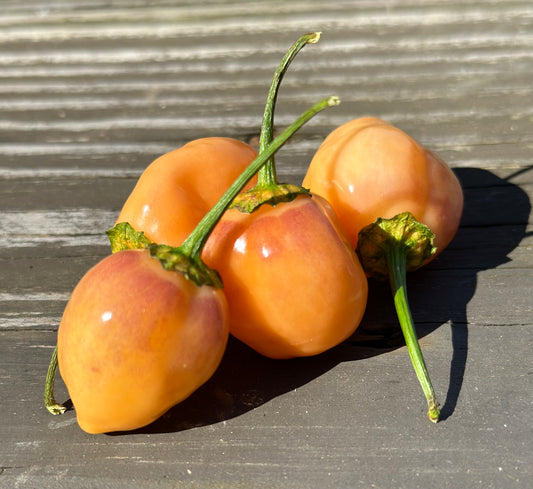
[387,245,440,423]
[44,346,66,415]
[180,95,339,260]
[257,32,321,187]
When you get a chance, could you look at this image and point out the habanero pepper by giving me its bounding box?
[116,137,258,247]
[202,33,368,359]
[52,247,229,434]
[303,116,464,423]
[44,96,337,433]
[303,117,463,255]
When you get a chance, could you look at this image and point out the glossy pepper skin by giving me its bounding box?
[57,249,228,434]
[198,34,367,359]
[117,137,257,247]
[303,117,464,259]
[202,194,368,359]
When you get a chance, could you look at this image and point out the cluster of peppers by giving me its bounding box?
[44,32,463,434]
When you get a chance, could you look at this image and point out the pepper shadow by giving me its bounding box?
[116,166,531,435]
[436,166,531,419]
[117,323,382,435]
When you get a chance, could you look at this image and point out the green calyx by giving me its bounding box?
[107,222,222,288]
[106,221,152,253]
[149,244,222,288]
[356,212,437,280]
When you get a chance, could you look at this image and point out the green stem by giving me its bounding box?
[180,94,339,260]
[44,346,66,415]
[256,32,321,187]
[387,244,440,423]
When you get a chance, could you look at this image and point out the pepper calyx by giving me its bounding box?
[229,183,310,213]
[149,244,223,289]
[106,223,222,288]
[107,222,153,253]
[356,212,437,280]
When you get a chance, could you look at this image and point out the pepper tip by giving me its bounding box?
[428,403,440,424]
[310,32,322,43]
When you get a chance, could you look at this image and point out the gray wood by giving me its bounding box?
[1,1,532,488]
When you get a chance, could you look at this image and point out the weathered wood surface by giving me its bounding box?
[1,1,532,488]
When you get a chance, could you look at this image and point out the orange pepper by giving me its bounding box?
[57,248,229,434]
[202,33,368,359]
[303,116,464,423]
[51,137,258,431]
[202,193,368,359]
[116,137,257,247]
[303,117,463,257]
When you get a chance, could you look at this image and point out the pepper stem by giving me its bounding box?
[44,346,66,415]
[257,31,321,186]
[231,33,320,213]
[180,94,339,259]
[387,245,440,423]
[356,212,439,422]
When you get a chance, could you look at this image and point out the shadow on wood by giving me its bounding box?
[352,166,532,421]
[438,166,531,420]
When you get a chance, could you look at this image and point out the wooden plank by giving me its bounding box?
[1,325,532,488]
[1,1,531,173]
[0,0,532,488]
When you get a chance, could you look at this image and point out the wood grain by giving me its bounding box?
[1,1,532,488]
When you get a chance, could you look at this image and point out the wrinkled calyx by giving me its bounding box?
[356,212,437,280]
[106,222,222,288]
[357,211,440,423]
[149,244,222,288]
[106,222,152,253]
